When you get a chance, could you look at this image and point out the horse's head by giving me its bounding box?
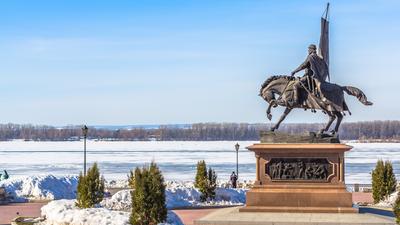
[259,75,294,104]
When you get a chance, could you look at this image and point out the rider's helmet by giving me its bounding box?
[308,44,317,50]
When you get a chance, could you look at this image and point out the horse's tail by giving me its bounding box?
[342,86,373,106]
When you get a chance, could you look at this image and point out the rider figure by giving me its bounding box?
[291,44,329,105]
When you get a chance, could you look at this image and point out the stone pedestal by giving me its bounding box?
[240,143,357,213]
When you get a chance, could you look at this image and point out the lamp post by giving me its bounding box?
[82,125,88,176]
[235,143,240,180]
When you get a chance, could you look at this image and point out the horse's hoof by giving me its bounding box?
[267,114,272,121]
[270,127,276,132]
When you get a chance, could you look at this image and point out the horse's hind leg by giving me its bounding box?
[271,107,292,131]
[332,111,343,134]
[320,111,335,133]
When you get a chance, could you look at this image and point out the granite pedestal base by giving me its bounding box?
[240,143,357,213]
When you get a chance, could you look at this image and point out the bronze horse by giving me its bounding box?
[259,75,372,134]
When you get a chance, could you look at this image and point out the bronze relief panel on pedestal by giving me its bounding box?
[265,158,333,181]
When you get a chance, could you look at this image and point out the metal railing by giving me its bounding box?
[346,184,372,192]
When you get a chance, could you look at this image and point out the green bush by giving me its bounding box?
[194,160,208,201]
[195,160,207,188]
[76,163,105,208]
[372,160,385,203]
[194,160,217,202]
[394,192,400,225]
[207,167,217,200]
[128,169,135,188]
[130,162,167,225]
[384,160,397,197]
[372,160,397,204]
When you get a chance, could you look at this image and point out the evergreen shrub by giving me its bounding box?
[194,160,217,202]
[372,160,397,203]
[130,162,167,225]
[76,163,105,208]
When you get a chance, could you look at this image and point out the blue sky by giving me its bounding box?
[0,0,399,125]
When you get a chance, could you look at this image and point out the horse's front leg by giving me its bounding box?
[271,107,292,131]
[266,103,274,121]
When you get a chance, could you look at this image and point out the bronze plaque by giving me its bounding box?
[265,158,333,181]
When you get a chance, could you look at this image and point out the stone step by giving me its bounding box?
[194,207,396,225]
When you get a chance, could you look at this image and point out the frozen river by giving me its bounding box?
[0,141,399,184]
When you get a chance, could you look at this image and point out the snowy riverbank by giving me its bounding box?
[2,141,399,183]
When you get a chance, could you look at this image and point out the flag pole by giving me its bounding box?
[324,3,330,20]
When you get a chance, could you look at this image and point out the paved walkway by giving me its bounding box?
[0,202,46,225]
[352,192,373,204]
[195,207,396,225]
[173,209,219,225]
[0,192,375,225]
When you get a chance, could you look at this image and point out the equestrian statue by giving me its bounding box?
[259,4,372,135]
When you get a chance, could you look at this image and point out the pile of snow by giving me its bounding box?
[39,199,129,225]
[0,175,78,202]
[101,182,247,211]
[165,181,246,208]
[39,199,182,225]
[216,179,254,189]
[375,191,399,208]
[106,179,129,188]
[101,189,132,211]
[167,185,246,208]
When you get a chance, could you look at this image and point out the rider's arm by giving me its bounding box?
[291,57,310,76]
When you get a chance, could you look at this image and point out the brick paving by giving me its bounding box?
[194,207,395,225]
[0,202,46,225]
[173,208,218,225]
[352,192,373,204]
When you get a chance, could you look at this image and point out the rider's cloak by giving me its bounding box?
[308,53,329,82]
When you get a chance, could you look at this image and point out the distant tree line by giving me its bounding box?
[0,121,400,141]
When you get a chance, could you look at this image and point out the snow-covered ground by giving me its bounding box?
[38,199,183,225]
[39,200,130,225]
[0,174,245,224]
[165,181,246,208]
[3,174,245,225]
[101,189,131,211]
[375,191,399,208]
[38,183,245,225]
[105,179,129,188]
[0,175,247,208]
[101,182,246,211]
[0,175,78,202]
